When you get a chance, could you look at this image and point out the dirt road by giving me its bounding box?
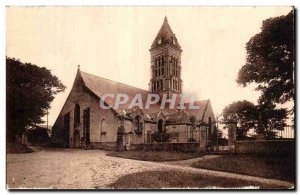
[6,149,293,189]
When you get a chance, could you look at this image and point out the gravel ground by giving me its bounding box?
[6,148,294,189]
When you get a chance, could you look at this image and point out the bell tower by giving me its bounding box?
[149,17,182,97]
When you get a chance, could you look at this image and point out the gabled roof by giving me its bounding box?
[79,70,213,121]
[151,17,181,49]
[184,100,215,122]
[80,71,161,114]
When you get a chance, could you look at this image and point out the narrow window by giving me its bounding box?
[74,104,80,128]
[100,119,107,136]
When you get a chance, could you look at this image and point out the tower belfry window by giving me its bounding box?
[173,58,176,76]
[150,17,182,94]
[175,59,178,77]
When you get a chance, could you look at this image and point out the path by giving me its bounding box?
[6,149,294,189]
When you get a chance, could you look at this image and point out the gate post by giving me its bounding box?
[227,122,236,153]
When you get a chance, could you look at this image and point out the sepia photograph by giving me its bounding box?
[6,6,295,190]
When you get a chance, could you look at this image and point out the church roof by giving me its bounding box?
[79,70,212,121]
[184,100,215,122]
[151,17,181,49]
[80,71,161,114]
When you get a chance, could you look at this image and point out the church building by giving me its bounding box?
[52,17,216,152]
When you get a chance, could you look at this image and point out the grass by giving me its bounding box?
[107,151,203,162]
[108,170,291,189]
[192,153,295,182]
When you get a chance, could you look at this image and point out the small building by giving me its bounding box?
[52,17,216,151]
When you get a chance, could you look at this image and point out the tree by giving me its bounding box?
[222,100,287,140]
[237,11,295,110]
[222,101,257,140]
[257,101,287,139]
[211,126,228,146]
[6,57,66,141]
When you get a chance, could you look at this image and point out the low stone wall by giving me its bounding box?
[235,140,295,154]
[90,142,117,150]
[131,142,200,153]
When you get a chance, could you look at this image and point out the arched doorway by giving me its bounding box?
[73,130,80,148]
[74,104,80,128]
[117,126,124,145]
[73,104,81,148]
[133,115,143,135]
[158,119,164,132]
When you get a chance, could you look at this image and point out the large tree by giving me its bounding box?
[222,101,257,140]
[6,57,66,141]
[237,11,295,109]
[222,100,287,140]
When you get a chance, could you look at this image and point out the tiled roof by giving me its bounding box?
[184,100,211,122]
[79,71,210,121]
[80,71,161,114]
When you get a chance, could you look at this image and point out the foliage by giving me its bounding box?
[6,57,66,140]
[222,100,287,140]
[27,126,50,145]
[222,101,257,140]
[211,126,228,146]
[152,132,170,142]
[237,11,294,109]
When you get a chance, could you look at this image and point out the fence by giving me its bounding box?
[274,126,294,139]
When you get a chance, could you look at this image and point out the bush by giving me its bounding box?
[28,126,50,145]
[152,132,170,142]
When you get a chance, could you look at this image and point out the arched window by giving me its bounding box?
[208,117,212,139]
[155,59,158,77]
[133,115,143,134]
[158,57,161,66]
[161,56,164,73]
[175,59,178,77]
[158,57,161,76]
[100,119,107,136]
[74,104,80,128]
[172,58,176,76]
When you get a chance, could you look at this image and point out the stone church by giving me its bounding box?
[52,17,216,152]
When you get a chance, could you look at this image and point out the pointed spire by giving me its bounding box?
[164,16,168,23]
[151,17,181,49]
[77,64,80,71]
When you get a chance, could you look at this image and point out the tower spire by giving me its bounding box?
[150,16,181,49]
[149,17,183,96]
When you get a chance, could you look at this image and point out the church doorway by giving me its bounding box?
[146,131,152,143]
[63,112,70,147]
[117,126,124,145]
[158,119,164,132]
[73,130,80,148]
[83,107,90,145]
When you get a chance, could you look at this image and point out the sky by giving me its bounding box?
[6,7,293,126]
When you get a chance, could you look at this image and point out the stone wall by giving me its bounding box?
[235,140,295,154]
[52,72,119,149]
[131,142,200,153]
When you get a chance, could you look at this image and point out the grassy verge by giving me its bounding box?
[107,151,203,162]
[108,170,291,189]
[192,153,295,182]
